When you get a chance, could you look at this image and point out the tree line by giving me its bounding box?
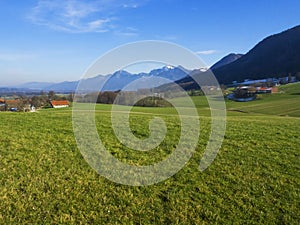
[77,90,176,107]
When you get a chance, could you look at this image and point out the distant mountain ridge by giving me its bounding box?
[14,66,190,92]
[16,82,55,90]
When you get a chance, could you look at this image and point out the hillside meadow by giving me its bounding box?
[0,83,299,224]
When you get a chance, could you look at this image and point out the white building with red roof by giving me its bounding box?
[50,100,70,108]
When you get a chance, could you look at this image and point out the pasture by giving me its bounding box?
[0,83,299,224]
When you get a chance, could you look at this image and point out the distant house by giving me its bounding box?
[0,98,5,106]
[30,105,36,112]
[50,100,70,108]
[0,98,5,111]
[256,87,278,94]
[23,104,36,112]
[5,99,23,111]
[272,87,279,93]
[0,98,36,112]
[227,86,257,102]
[256,87,272,94]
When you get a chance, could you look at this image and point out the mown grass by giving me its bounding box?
[225,82,300,117]
[0,84,299,224]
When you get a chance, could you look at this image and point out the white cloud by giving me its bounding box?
[195,50,218,55]
[122,4,138,8]
[115,27,139,36]
[87,19,111,32]
[28,0,146,33]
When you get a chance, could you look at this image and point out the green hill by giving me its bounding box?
[161,82,300,117]
[226,82,300,117]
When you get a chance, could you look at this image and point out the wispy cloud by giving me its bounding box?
[195,50,218,55]
[28,0,147,33]
[115,27,139,37]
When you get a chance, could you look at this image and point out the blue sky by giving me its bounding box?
[0,0,299,85]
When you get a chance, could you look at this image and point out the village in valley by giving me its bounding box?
[227,75,298,101]
[0,91,71,112]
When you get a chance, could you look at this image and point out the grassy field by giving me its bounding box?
[0,83,299,224]
[225,83,300,117]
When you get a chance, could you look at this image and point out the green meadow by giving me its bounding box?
[0,83,299,224]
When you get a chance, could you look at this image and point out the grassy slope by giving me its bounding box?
[105,82,300,117]
[226,82,300,117]
[0,84,299,224]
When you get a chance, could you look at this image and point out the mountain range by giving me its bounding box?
[14,66,189,92]
[5,25,300,93]
[175,25,300,88]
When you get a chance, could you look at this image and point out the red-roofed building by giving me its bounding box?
[0,98,5,110]
[256,87,279,94]
[0,98,35,112]
[50,100,70,108]
[5,99,23,111]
